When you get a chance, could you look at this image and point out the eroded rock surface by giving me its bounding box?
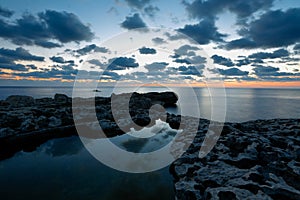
[170,119,300,200]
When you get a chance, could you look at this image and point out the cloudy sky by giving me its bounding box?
[0,0,299,87]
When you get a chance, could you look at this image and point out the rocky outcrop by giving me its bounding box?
[0,92,178,160]
[170,119,300,200]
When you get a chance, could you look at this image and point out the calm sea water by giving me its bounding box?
[0,86,299,122]
[0,86,299,199]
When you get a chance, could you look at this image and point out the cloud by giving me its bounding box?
[174,44,199,56]
[294,44,300,50]
[219,68,249,76]
[152,37,166,44]
[248,49,289,60]
[34,40,63,48]
[102,71,120,80]
[251,65,298,78]
[235,58,252,67]
[211,55,234,67]
[178,18,226,44]
[0,10,94,48]
[183,0,274,19]
[124,0,152,9]
[0,6,14,17]
[107,57,139,70]
[75,44,109,55]
[50,56,74,64]
[27,64,37,70]
[226,8,300,49]
[173,58,191,65]
[224,38,257,49]
[0,63,28,71]
[38,10,94,43]
[139,46,156,54]
[144,62,168,71]
[121,13,147,30]
[177,66,202,76]
[144,5,159,18]
[14,65,78,80]
[252,65,279,76]
[0,47,44,61]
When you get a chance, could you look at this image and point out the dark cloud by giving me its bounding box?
[27,64,37,70]
[248,49,289,60]
[34,40,63,48]
[235,58,252,67]
[0,6,14,17]
[173,58,191,65]
[124,0,151,9]
[75,44,109,55]
[107,57,139,70]
[219,68,249,76]
[0,56,13,64]
[102,71,120,80]
[251,65,297,77]
[0,47,44,61]
[152,37,166,44]
[14,65,78,80]
[50,56,74,64]
[38,10,94,43]
[0,10,93,48]
[144,5,159,18]
[252,65,279,76]
[211,55,234,67]
[121,13,147,30]
[144,62,168,71]
[139,46,156,54]
[225,38,257,49]
[183,0,274,19]
[0,63,28,71]
[177,66,202,76]
[294,44,300,50]
[178,18,226,44]
[226,8,300,49]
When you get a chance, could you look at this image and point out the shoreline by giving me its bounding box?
[0,92,299,199]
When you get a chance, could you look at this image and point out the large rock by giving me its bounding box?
[54,93,69,104]
[6,95,35,107]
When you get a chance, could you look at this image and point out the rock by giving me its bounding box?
[6,95,35,107]
[0,128,15,138]
[36,115,48,128]
[48,116,62,127]
[171,119,300,199]
[54,93,69,103]
[20,117,36,132]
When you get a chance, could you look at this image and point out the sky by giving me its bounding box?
[0,0,299,87]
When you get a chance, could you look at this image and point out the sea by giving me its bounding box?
[0,86,299,199]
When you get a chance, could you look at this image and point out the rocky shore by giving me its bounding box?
[0,92,299,199]
[0,92,178,159]
[170,118,300,199]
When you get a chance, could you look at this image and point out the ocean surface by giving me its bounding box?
[0,86,299,122]
[0,86,299,199]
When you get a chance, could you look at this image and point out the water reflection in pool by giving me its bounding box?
[0,121,177,200]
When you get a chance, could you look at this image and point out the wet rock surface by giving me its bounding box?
[170,119,300,200]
